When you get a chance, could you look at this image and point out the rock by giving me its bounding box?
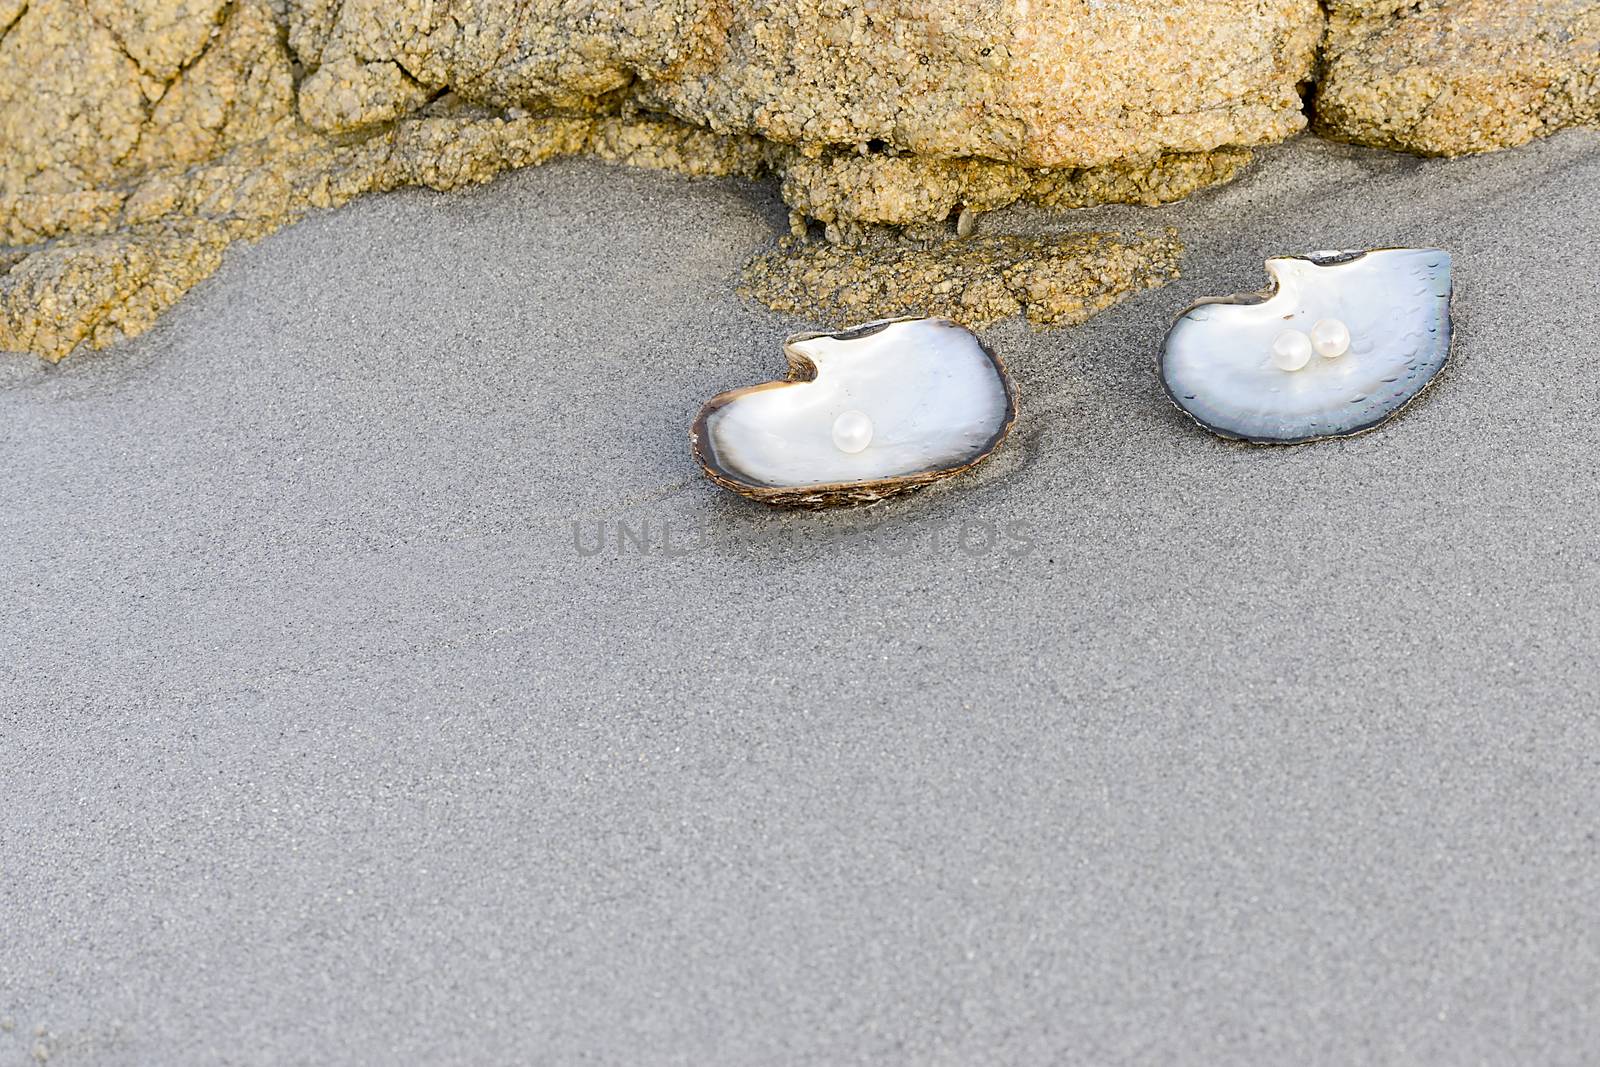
[740,231,1183,330]
[295,0,1322,167]
[134,0,298,170]
[0,221,230,357]
[298,56,438,133]
[585,115,777,180]
[778,149,1256,230]
[0,109,598,359]
[3,0,1588,362]
[0,0,1320,360]
[0,0,151,202]
[1317,0,1600,156]
[0,0,297,246]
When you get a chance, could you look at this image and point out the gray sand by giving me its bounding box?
[3,132,1599,1065]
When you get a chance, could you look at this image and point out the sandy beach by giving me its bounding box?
[4,129,1600,1063]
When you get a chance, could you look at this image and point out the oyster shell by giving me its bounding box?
[691,317,1016,508]
[1160,249,1454,443]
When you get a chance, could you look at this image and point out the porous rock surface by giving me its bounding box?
[742,231,1184,330]
[1316,0,1600,156]
[294,0,1321,165]
[0,0,1591,360]
[0,0,1324,359]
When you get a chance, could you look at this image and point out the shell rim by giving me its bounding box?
[1157,248,1456,445]
[689,315,1019,503]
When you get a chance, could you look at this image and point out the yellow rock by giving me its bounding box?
[740,231,1183,330]
[1,0,1586,361]
[1317,0,1600,156]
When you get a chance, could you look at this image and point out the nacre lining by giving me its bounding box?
[691,317,1015,506]
[1161,249,1453,443]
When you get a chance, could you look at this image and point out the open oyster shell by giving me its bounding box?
[1160,249,1454,444]
[691,317,1017,508]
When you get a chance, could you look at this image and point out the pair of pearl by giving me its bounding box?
[1271,318,1351,372]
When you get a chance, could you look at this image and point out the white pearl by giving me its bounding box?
[1310,318,1352,359]
[831,410,873,454]
[1271,329,1313,372]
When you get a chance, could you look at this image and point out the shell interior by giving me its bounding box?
[694,317,1014,496]
[1161,249,1453,443]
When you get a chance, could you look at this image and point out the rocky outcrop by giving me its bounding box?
[1316,0,1600,156]
[0,105,602,356]
[1,0,1594,361]
[777,150,1255,239]
[0,0,297,245]
[293,0,1321,164]
[2,0,1325,360]
[742,231,1183,330]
